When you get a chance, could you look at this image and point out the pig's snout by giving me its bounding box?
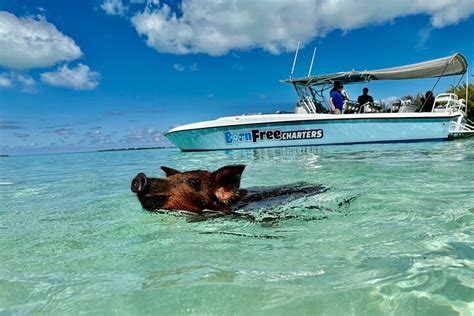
[131,173,147,193]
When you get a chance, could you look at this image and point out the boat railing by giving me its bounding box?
[296,98,316,114]
[295,100,307,113]
[433,93,467,114]
[449,119,474,138]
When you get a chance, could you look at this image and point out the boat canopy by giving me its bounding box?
[283,52,468,87]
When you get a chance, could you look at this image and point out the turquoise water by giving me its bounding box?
[1,140,473,315]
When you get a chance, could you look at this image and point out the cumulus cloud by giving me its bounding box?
[173,62,198,72]
[380,96,400,105]
[429,1,474,27]
[40,63,100,90]
[131,0,474,56]
[0,72,36,92]
[0,73,12,87]
[13,73,35,87]
[13,73,36,92]
[189,63,198,71]
[100,0,146,15]
[0,11,82,69]
[79,127,116,145]
[173,63,185,72]
[120,127,163,144]
[101,0,128,16]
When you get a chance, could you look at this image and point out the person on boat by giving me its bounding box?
[420,91,435,112]
[341,85,350,100]
[329,82,345,114]
[357,87,374,106]
[340,84,352,113]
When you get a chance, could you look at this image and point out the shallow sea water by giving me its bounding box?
[1,140,473,315]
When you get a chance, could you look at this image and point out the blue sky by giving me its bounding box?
[0,0,473,155]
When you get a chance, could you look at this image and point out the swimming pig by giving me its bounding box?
[131,165,325,213]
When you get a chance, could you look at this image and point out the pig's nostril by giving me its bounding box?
[131,179,142,193]
[131,173,148,193]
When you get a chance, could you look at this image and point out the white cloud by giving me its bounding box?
[417,26,433,50]
[13,73,37,93]
[101,0,128,16]
[40,64,100,90]
[0,11,82,69]
[173,62,198,72]
[131,0,474,56]
[429,1,474,27]
[100,0,146,15]
[189,63,198,71]
[380,96,400,105]
[120,127,163,144]
[173,63,185,72]
[0,73,12,87]
[13,73,35,87]
[0,72,37,92]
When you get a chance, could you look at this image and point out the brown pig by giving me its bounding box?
[131,165,325,213]
[131,165,247,212]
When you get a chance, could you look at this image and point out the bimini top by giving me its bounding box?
[283,52,468,87]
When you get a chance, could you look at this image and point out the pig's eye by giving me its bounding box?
[186,178,201,192]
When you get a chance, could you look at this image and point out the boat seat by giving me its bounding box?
[433,106,447,113]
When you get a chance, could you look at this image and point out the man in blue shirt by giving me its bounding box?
[329,82,344,114]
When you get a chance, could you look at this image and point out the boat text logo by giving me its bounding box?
[225,129,323,144]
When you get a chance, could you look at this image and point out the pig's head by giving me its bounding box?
[131,165,246,212]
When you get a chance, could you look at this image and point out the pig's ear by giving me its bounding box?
[161,166,181,177]
[212,165,245,202]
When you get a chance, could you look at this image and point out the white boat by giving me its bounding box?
[166,53,473,151]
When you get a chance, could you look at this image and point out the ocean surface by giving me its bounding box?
[1,140,473,315]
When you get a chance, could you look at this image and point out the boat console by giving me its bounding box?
[389,100,417,113]
[344,101,384,114]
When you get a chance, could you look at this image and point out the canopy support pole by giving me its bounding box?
[467,67,469,106]
[421,54,457,111]
[454,73,465,89]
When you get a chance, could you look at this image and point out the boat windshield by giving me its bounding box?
[294,85,329,114]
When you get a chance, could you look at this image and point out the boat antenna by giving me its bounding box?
[290,41,300,79]
[307,47,317,77]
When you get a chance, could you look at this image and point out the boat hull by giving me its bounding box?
[166,114,460,151]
